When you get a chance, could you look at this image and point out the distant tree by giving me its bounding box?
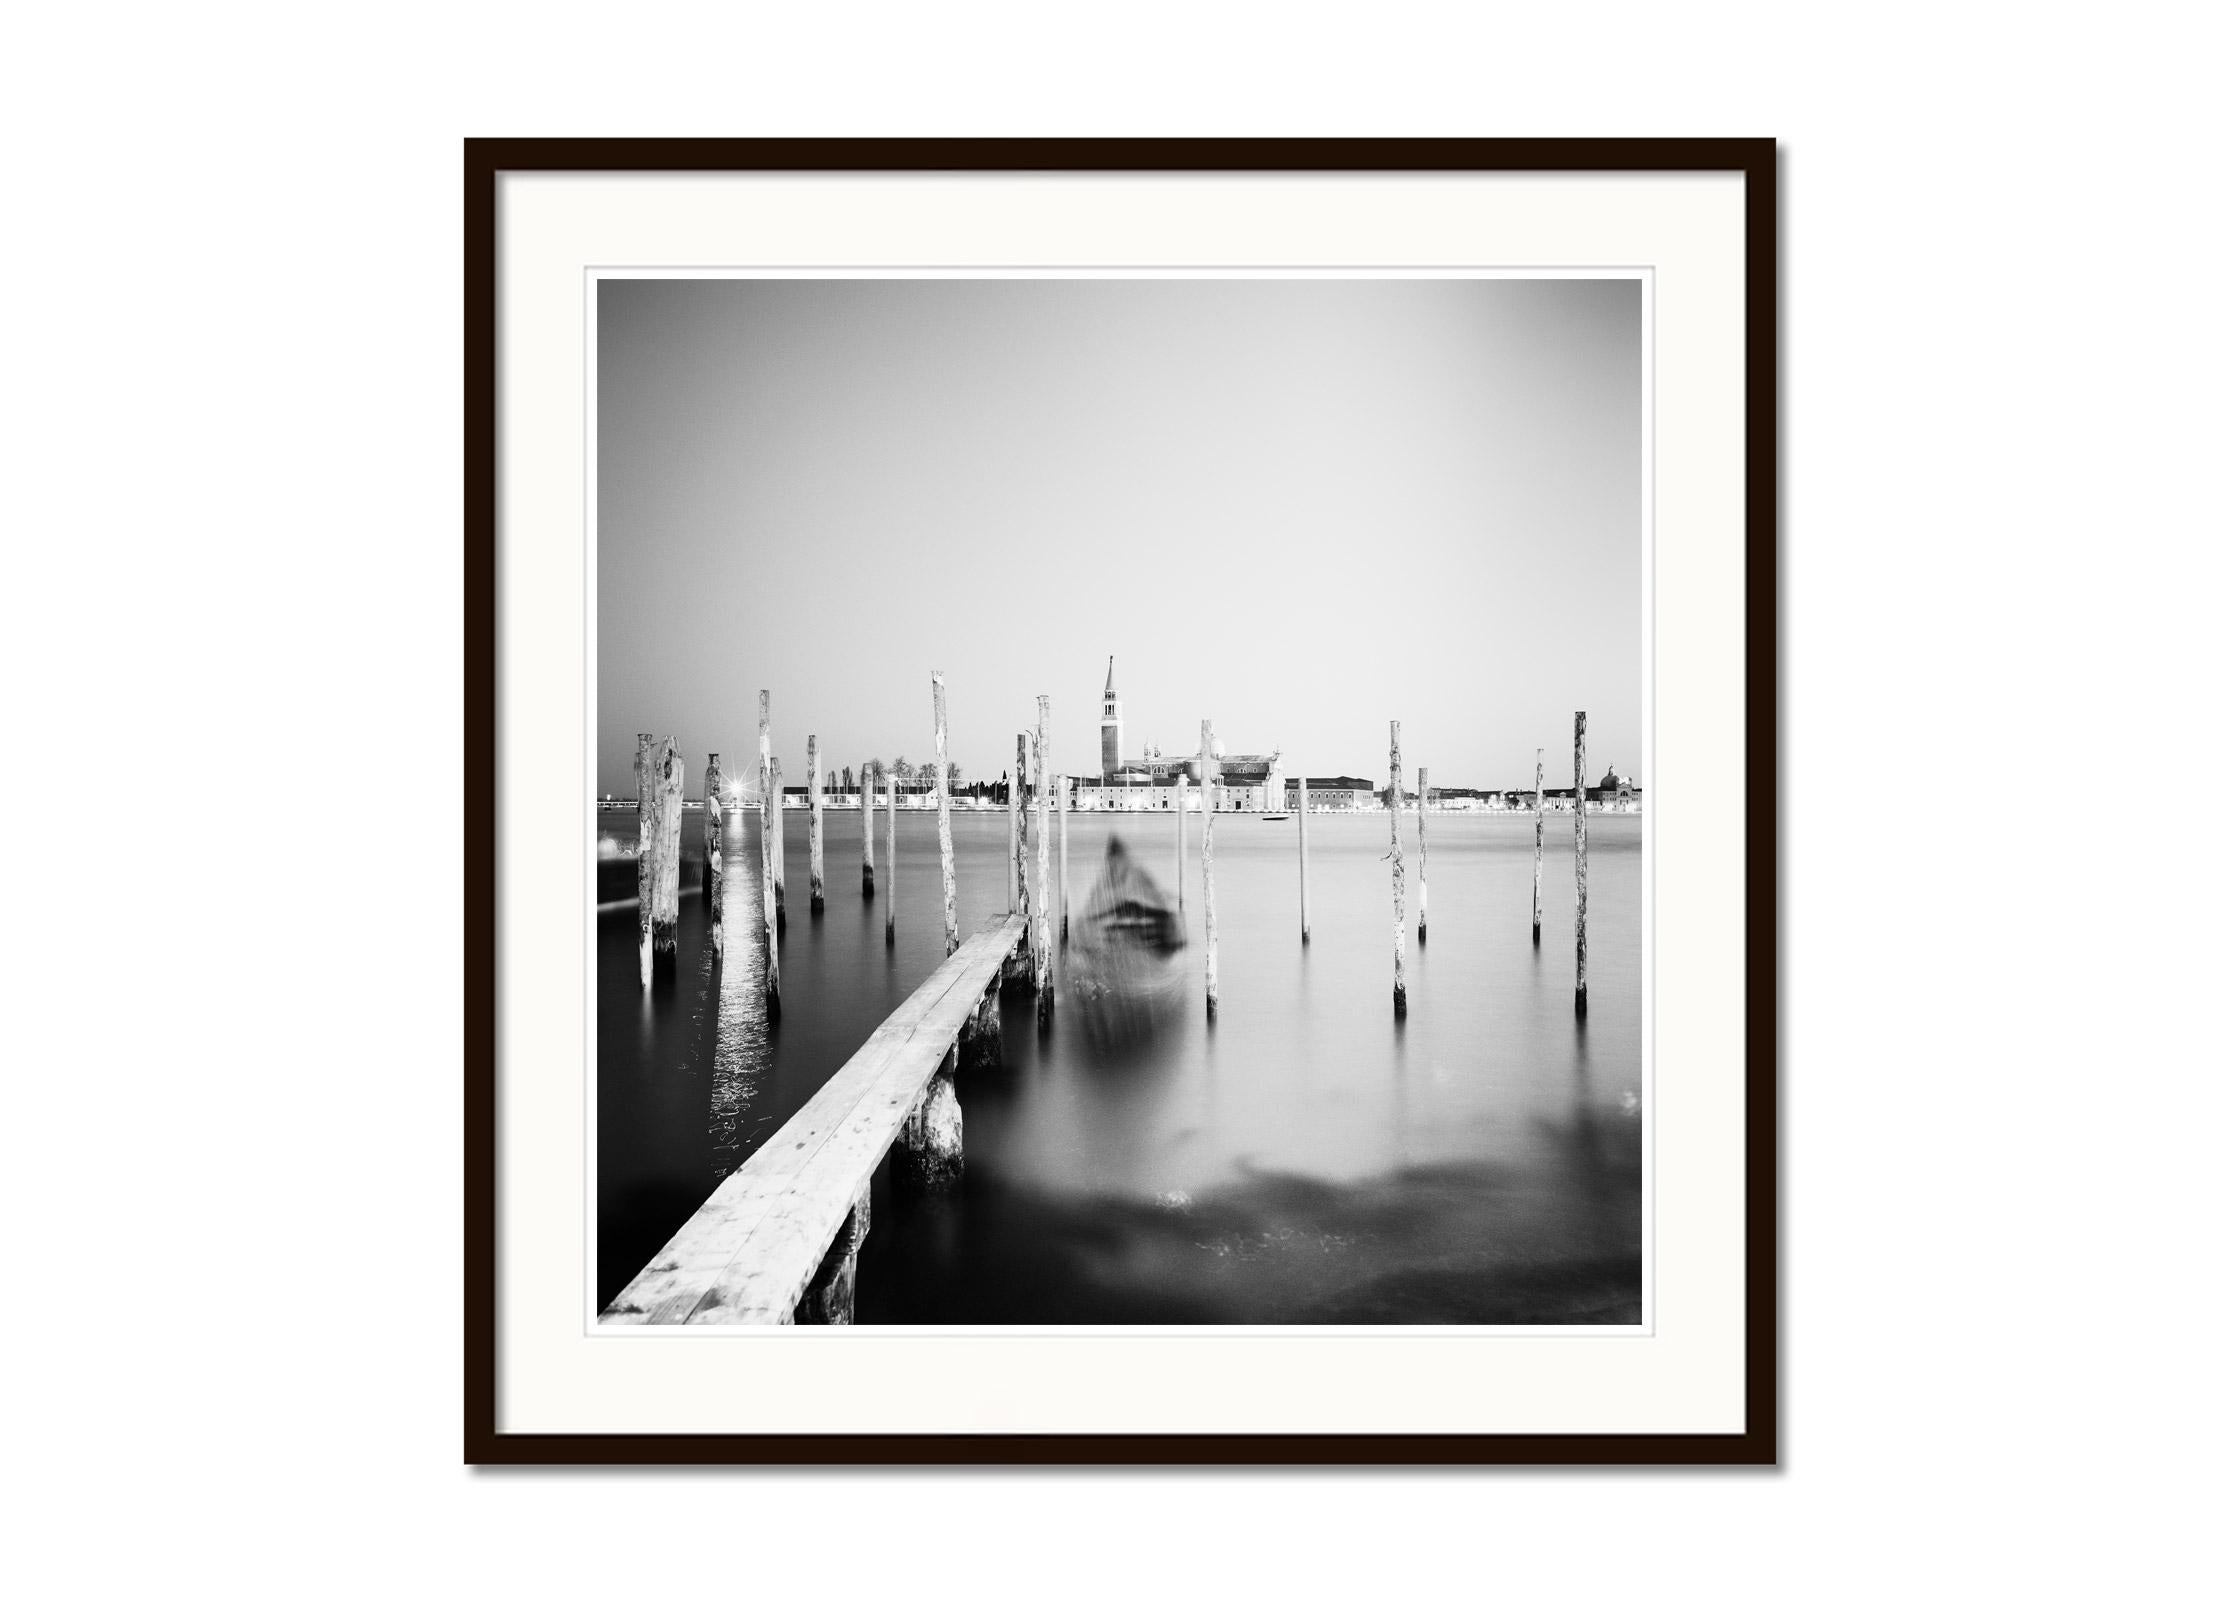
[946,760,962,789]
[893,755,912,790]
[840,764,854,792]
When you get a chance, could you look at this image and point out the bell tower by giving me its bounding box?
[1099,655,1122,778]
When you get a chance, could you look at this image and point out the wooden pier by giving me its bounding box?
[600,910,1027,1326]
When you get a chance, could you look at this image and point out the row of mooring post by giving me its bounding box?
[637,676,977,1020]
[1362,713,1588,1017]
[636,693,1592,1028]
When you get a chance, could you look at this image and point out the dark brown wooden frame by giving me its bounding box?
[466,137,1777,1466]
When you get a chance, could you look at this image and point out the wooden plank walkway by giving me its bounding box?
[601,910,1026,1326]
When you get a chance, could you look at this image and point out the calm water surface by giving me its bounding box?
[597,806,1642,1323]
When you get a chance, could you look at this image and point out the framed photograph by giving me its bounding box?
[469,138,1775,1464]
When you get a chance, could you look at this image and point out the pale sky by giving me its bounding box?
[596,276,1641,797]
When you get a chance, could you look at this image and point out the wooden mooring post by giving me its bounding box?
[1417,763,1430,943]
[635,734,683,986]
[884,773,897,946]
[807,735,825,914]
[1059,775,1071,942]
[1199,719,1219,1019]
[1175,771,1188,914]
[860,759,875,899]
[1033,697,1053,1025]
[1296,776,1310,942]
[704,753,725,956]
[933,671,960,957]
[758,691,783,937]
[1005,742,1022,913]
[1012,732,1029,915]
[1388,720,1406,1017]
[758,701,780,1013]
[772,757,787,932]
[1574,710,1588,1017]
[1533,746,1545,945]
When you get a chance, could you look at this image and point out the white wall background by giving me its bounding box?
[2,3,2231,1594]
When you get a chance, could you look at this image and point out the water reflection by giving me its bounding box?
[706,811,772,1175]
[600,810,1644,1321]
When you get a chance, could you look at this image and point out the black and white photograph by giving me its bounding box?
[591,273,1647,1328]
[19,2,2240,1583]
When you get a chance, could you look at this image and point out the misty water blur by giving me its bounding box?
[598,805,1641,1323]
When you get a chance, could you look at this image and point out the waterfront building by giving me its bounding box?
[1070,656,1289,811]
[1099,654,1122,777]
[1488,768,1642,813]
[1293,776,1378,812]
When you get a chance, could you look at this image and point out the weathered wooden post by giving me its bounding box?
[1296,776,1310,942]
[1059,775,1071,942]
[932,671,959,957]
[1533,747,1545,946]
[1013,732,1029,915]
[1417,764,1430,943]
[704,753,725,957]
[635,734,683,986]
[807,735,826,914]
[757,701,780,1013]
[1199,719,1219,1018]
[860,760,875,899]
[1388,720,1406,1017]
[884,773,898,946]
[758,691,784,937]
[1005,744,1021,913]
[1175,770,1188,914]
[1574,711,1588,1017]
[771,757,787,933]
[1033,697,1053,1026]
[815,735,833,909]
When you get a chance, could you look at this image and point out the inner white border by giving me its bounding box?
[500,173,1746,1435]
[582,265,1657,1343]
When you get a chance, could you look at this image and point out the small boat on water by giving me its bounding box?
[1076,835,1183,954]
[1069,837,1186,1040]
